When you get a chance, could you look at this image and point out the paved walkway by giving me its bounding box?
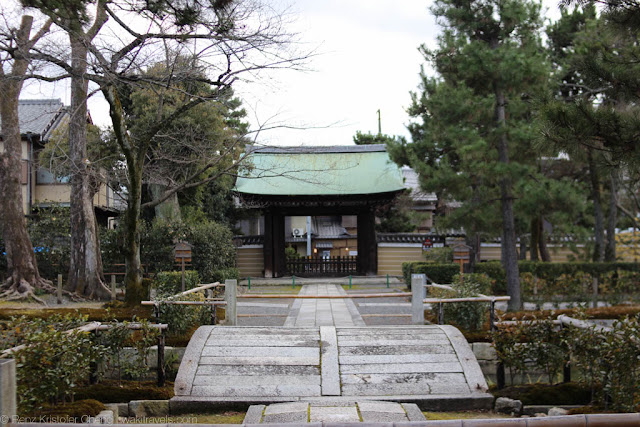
[283,284,366,327]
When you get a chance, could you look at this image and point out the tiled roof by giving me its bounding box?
[250,144,387,154]
[10,99,67,138]
[402,166,437,203]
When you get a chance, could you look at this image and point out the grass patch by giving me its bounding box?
[73,380,174,403]
[127,412,246,424]
[0,306,153,322]
[241,286,300,295]
[29,399,105,421]
[423,411,509,420]
[491,382,593,406]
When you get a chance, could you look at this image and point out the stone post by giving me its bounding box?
[0,359,16,426]
[411,274,425,325]
[225,279,237,326]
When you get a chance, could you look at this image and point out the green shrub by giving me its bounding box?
[5,314,100,414]
[154,270,200,295]
[188,221,236,282]
[423,247,453,263]
[403,262,460,288]
[210,267,239,283]
[474,262,506,294]
[96,319,160,383]
[153,271,208,336]
[494,314,640,412]
[430,274,490,331]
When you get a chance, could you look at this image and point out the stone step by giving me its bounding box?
[243,401,427,423]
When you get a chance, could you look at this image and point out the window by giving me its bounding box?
[36,168,69,184]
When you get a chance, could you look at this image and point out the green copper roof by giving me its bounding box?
[234,145,405,196]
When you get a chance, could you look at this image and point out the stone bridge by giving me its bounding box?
[170,323,493,412]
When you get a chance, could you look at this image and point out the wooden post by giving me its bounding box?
[57,274,63,304]
[563,362,571,383]
[181,257,186,292]
[0,359,16,426]
[490,300,496,333]
[438,302,444,325]
[592,277,598,308]
[497,361,505,389]
[111,274,117,301]
[157,330,166,387]
[225,279,237,326]
[411,274,425,325]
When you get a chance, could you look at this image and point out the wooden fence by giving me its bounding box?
[286,256,357,276]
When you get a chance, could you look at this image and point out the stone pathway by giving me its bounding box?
[243,401,426,423]
[284,284,365,327]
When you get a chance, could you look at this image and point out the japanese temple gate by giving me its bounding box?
[233,145,405,277]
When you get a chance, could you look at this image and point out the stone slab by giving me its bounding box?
[205,339,319,347]
[341,362,462,374]
[320,326,340,396]
[211,327,318,335]
[401,403,427,421]
[357,401,405,413]
[336,327,442,335]
[341,372,468,386]
[441,325,489,393]
[196,364,319,376]
[174,326,211,396]
[193,375,320,387]
[199,356,320,365]
[201,346,319,357]
[128,400,169,417]
[339,353,459,364]
[360,411,408,422]
[243,404,265,424]
[309,406,360,422]
[191,384,321,397]
[339,338,451,346]
[339,345,454,356]
[264,402,309,414]
[342,381,471,396]
[262,411,308,424]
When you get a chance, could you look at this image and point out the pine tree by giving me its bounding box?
[394,0,551,310]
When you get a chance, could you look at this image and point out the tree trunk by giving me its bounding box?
[538,217,551,262]
[149,183,182,222]
[103,85,146,306]
[494,84,521,311]
[0,16,53,302]
[605,172,617,262]
[588,149,605,262]
[519,235,528,260]
[530,217,539,261]
[66,37,110,300]
[123,168,145,306]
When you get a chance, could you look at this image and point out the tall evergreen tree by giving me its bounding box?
[393,0,551,310]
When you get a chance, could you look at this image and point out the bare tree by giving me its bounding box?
[0,14,54,301]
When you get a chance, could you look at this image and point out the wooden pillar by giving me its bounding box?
[263,210,274,278]
[273,213,286,277]
[357,209,377,275]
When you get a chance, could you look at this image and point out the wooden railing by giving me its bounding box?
[286,255,357,276]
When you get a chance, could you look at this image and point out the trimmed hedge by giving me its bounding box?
[404,260,640,296]
[475,261,640,295]
[402,262,460,288]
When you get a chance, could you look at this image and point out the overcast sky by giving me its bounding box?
[22,0,563,147]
